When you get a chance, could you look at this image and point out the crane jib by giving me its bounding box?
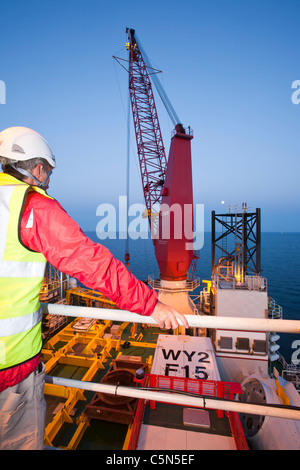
[126,28,195,281]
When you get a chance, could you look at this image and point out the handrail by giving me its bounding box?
[41,303,300,334]
[44,375,300,421]
[212,274,267,291]
[269,297,283,319]
[148,273,200,292]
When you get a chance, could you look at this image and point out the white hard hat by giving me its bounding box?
[0,126,56,168]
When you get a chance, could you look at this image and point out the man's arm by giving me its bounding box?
[21,191,189,329]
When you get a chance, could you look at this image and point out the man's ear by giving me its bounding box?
[32,163,44,179]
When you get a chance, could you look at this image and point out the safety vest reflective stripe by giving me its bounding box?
[0,185,46,278]
[0,261,46,278]
[0,308,42,337]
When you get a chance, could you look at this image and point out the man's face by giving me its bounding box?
[41,165,52,190]
[32,163,52,190]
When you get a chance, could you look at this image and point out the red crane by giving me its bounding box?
[126,28,195,282]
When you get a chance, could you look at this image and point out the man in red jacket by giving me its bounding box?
[0,126,189,450]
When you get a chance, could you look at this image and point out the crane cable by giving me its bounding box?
[135,33,182,128]
[113,50,153,275]
[124,90,131,272]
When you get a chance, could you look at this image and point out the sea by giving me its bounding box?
[86,231,300,363]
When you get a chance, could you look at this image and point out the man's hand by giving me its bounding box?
[150,301,189,330]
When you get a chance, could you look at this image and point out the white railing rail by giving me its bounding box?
[41,303,300,421]
[44,375,300,421]
[41,303,300,334]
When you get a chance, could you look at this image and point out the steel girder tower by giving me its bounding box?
[211,208,261,280]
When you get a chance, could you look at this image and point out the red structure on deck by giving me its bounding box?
[127,375,249,451]
[155,126,194,280]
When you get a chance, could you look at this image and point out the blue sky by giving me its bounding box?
[0,0,299,232]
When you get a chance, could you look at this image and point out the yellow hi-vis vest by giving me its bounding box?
[0,173,50,370]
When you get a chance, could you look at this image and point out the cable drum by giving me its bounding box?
[99,369,137,406]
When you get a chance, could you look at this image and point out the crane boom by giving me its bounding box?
[126,28,195,281]
[126,28,167,235]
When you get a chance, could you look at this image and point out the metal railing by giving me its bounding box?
[44,373,300,422]
[41,303,300,426]
[213,274,267,291]
[268,297,283,319]
[41,303,300,334]
[171,126,194,138]
[148,273,200,292]
[279,354,300,393]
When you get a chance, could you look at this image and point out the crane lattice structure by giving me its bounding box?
[126,28,168,236]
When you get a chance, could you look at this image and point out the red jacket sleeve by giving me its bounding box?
[20,191,158,316]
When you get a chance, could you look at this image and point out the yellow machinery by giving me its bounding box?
[42,286,157,450]
[65,287,117,309]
